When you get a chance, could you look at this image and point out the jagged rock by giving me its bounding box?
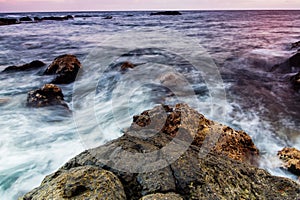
[20,104,300,200]
[291,41,300,50]
[44,54,82,84]
[120,61,136,71]
[290,72,300,91]
[278,147,300,177]
[272,53,300,73]
[20,166,126,200]
[2,60,45,73]
[150,11,182,16]
[131,103,259,165]
[19,16,32,22]
[27,84,68,108]
[0,18,18,26]
[140,193,183,200]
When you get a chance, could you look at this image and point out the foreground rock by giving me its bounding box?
[21,104,299,200]
[272,53,300,73]
[278,147,300,177]
[44,54,82,84]
[290,72,300,91]
[0,18,19,26]
[27,84,68,108]
[131,104,259,165]
[291,41,300,50]
[150,11,182,16]
[2,60,45,73]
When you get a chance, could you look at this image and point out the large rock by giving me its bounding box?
[0,18,18,26]
[44,54,82,84]
[20,166,126,200]
[272,53,300,73]
[22,104,299,200]
[41,15,74,21]
[290,72,300,91]
[19,16,32,22]
[291,41,300,50]
[27,84,68,108]
[2,60,45,73]
[130,103,259,165]
[150,11,182,16]
[278,147,300,177]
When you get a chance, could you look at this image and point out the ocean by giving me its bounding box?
[0,10,299,199]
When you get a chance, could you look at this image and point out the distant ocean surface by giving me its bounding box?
[0,10,300,199]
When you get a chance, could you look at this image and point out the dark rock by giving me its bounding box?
[272,53,300,73]
[150,11,182,16]
[44,54,82,84]
[2,60,45,73]
[130,103,259,165]
[278,147,300,177]
[127,14,134,17]
[19,16,32,22]
[0,18,18,26]
[21,166,126,200]
[27,84,68,108]
[120,61,136,71]
[41,15,73,21]
[290,72,300,91]
[291,41,300,50]
[74,15,93,18]
[103,16,113,19]
[20,104,300,200]
[33,17,42,21]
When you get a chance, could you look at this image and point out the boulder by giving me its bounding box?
[44,54,82,84]
[291,41,300,50]
[150,11,182,16]
[272,53,300,73]
[290,72,300,91]
[19,16,32,22]
[27,84,68,108]
[22,104,300,200]
[140,193,183,200]
[0,18,18,26]
[2,60,45,73]
[20,166,126,200]
[130,103,259,165]
[278,147,300,177]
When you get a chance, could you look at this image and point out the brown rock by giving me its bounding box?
[27,84,68,108]
[44,54,82,84]
[131,103,259,165]
[140,193,183,200]
[20,166,126,200]
[278,147,300,176]
[120,61,136,71]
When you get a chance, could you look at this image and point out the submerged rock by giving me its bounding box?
[21,166,126,200]
[290,72,300,91]
[278,147,300,177]
[27,84,68,108]
[2,60,45,73]
[0,18,19,26]
[103,16,113,19]
[131,103,259,165]
[44,54,82,84]
[21,104,299,200]
[150,11,182,16]
[120,61,136,71]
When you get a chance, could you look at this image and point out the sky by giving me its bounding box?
[0,0,299,12]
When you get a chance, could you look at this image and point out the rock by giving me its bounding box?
[41,15,73,21]
[44,54,82,84]
[290,72,300,91]
[20,104,300,200]
[27,84,68,108]
[272,53,300,73]
[291,41,300,50]
[130,103,259,165]
[150,11,182,16]
[20,166,126,200]
[2,60,45,73]
[140,193,183,200]
[0,98,9,106]
[278,147,300,177]
[120,61,136,71]
[33,17,42,22]
[103,16,113,19]
[19,16,32,22]
[0,18,18,26]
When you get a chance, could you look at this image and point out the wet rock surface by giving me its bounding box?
[150,11,182,16]
[278,147,300,177]
[19,16,32,22]
[44,54,82,84]
[291,41,300,50]
[0,18,19,26]
[272,53,300,73]
[2,60,45,73]
[21,104,299,200]
[27,84,68,108]
[140,193,183,200]
[290,72,300,91]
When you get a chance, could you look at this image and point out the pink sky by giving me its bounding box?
[0,0,299,12]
